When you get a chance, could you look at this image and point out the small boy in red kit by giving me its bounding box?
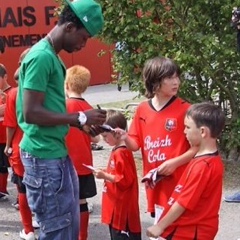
[0,63,12,198]
[65,65,100,240]
[3,48,35,240]
[146,102,225,240]
[94,110,142,240]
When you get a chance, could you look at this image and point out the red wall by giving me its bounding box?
[0,0,112,86]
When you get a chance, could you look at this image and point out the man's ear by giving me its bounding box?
[65,22,76,33]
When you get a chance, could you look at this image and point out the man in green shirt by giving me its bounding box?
[16,0,106,239]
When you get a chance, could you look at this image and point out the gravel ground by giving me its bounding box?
[1,141,240,240]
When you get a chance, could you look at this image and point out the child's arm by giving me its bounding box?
[146,202,185,238]
[4,126,16,156]
[0,103,6,117]
[157,146,198,176]
[94,169,115,182]
[114,128,139,151]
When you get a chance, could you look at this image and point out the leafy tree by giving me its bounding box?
[57,0,240,161]
[97,0,240,161]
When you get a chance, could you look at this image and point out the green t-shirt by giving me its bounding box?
[16,39,69,158]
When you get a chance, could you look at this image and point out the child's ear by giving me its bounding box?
[65,82,69,90]
[200,126,209,138]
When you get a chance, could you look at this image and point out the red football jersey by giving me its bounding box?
[128,97,190,212]
[101,146,141,233]
[65,98,93,175]
[161,153,224,240]
[0,87,12,143]
[2,87,24,176]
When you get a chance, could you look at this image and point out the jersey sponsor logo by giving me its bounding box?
[165,118,177,132]
[144,135,172,163]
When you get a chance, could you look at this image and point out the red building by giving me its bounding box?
[0,0,112,86]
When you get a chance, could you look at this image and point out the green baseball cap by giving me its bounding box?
[65,0,104,37]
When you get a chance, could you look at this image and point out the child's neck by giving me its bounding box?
[152,94,173,111]
[195,139,218,157]
[114,139,126,149]
[1,83,11,91]
[68,92,83,98]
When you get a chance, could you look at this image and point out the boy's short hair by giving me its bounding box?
[142,57,181,98]
[15,48,31,81]
[0,63,7,77]
[65,65,91,94]
[105,110,127,131]
[58,5,85,30]
[186,102,225,138]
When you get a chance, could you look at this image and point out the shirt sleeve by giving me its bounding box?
[3,90,17,128]
[22,51,52,92]
[177,162,211,211]
[128,106,142,148]
[113,150,134,191]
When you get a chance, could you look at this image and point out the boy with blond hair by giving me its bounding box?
[65,65,99,240]
[146,102,225,240]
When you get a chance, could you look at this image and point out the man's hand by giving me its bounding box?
[84,109,107,126]
[81,125,106,137]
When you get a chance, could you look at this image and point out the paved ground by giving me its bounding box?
[83,83,138,105]
[0,83,240,240]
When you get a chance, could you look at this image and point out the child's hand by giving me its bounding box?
[0,103,6,116]
[157,160,177,176]
[0,91,6,104]
[4,146,13,157]
[94,169,106,179]
[146,224,164,239]
[114,127,128,140]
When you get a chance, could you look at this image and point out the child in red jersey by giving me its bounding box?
[115,57,198,222]
[0,63,12,198]
[65,65,100,240]
[3,48,36,240]
[94,110,142,240]
[147,102,225,240]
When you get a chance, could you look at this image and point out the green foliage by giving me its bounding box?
[97,0,240,160]
[57,0,240,160]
